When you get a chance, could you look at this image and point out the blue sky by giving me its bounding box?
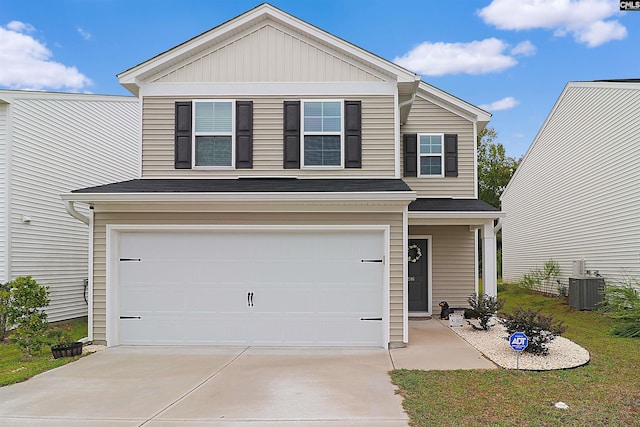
[1,0,638,158]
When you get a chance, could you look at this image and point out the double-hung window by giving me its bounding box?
[418,133,444,177]
[302,100,343,167]
[193,100,235,168]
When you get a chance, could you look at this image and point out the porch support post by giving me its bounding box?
[482,221,497,297]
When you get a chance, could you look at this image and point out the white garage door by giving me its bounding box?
[118,229,384,346]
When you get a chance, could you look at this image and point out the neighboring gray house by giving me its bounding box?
[0,90,139,321]
[502,80,640,286]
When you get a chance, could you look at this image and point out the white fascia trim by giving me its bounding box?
[409,211,504,220]
[62,191,417,203]
[140,82,395,97]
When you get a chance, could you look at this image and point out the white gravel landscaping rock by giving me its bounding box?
[447,320,590,370]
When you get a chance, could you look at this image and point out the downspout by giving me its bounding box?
[64,200,90,225]
[494,217,503,234]
[398,92,415,110]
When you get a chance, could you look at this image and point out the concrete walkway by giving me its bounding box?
[0,318,494,426]
[391,318,498,370]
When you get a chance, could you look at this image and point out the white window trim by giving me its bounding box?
[192,99,236,170]
[301,99,344,169]
[417,133,445,178]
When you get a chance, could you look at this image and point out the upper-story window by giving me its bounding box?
[194,100,235,168]
[418,133,444,177]
[302,100,343,168]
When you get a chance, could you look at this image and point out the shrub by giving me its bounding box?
[499,307,567,355]
[5,276,50,359]
[599,280,640,338]
[518,260,561,295]
[466,293,504,330]
[0,281,10,341]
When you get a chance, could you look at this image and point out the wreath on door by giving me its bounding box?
[408,244,422,263]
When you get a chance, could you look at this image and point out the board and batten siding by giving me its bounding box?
[410,225,476,312]
[151,23,385,84]
[401,96,476,198]
[91,211,404,345]
[0,103,7,282]
[7,94,139,321]
[141,95,395,178]
[502,83,640,285]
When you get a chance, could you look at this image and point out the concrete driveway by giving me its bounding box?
[0,346,408,426]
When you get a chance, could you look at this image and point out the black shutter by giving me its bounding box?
[174,102,192,169]
[344,100,362,168]
[403,133,418,177]
[283,101,300,169]
[236,101,253,169]
[444,133,458,177]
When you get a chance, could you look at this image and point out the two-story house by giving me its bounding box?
[62,4,501,348]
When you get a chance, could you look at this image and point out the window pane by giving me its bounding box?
[195,102,232,133]
[304,101,341,132]
[420,156,442,175]
[196,136,232,166]
[304,136,341,166]
[420,135,442,154]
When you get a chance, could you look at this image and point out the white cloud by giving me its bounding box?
[7,21,35,33]
[0,21,91,91]
[393,38,518,76]
[479,97,520,111]
[77,27,92,41]
[511,40,536,56]
[478,0,627,47]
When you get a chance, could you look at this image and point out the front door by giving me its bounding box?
[408,239,429,312]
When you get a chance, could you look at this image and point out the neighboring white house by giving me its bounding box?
[0,90,139,321]
[502,80,640,286]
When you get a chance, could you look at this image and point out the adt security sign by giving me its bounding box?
[509,332,529,351]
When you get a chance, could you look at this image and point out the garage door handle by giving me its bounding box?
[247,292,254,307]
[360,317,382,321]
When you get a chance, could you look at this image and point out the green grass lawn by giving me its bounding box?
[0,317,88,387]
[391,284,640,427]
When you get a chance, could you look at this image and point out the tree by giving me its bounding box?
[477,127,519,209]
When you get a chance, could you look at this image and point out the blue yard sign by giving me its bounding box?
[509,332,529,352]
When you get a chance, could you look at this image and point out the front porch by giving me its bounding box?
[406,198,503,328]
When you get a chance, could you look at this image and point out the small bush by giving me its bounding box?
[467,293,504,330]
[5,276,50,359]
[599,280,640,338]
[499,307,567,355]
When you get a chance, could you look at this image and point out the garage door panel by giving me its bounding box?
[118,230,385,346]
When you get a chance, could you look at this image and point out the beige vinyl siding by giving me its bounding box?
[0,103,7,282]
[410,225,476,313]
[401,96,476,198]
[91,211,404,345]
[7,94,139,321]
[152,24,384,84]
[502,83,640,285]
[141,95,395,178]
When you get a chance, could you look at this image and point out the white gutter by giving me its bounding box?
[61,191,417,204]
[64,200,90,225]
